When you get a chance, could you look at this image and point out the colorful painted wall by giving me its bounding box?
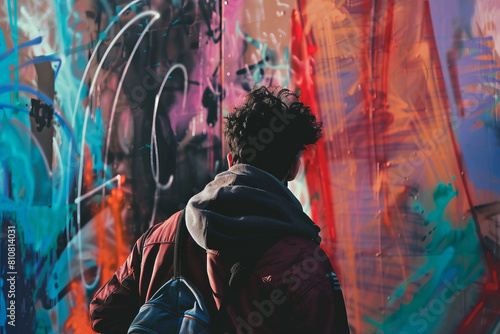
[0,0,499,333]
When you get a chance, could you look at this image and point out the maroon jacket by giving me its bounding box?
[90,164,349,333]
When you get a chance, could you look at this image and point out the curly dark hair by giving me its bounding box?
[224,86,322,180]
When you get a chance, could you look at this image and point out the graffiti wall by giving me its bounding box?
[0,0,499,333]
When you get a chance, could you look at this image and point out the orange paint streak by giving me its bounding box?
[82,145,127,283]
[83,146,93,192]
[108,188,127,265]
[93,189,127,284]
[376,0,397,238]
[64,281,94,334]
[83,143,124,281]
[94,200,115,283]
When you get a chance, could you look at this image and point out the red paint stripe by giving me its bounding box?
[464,301,483,327]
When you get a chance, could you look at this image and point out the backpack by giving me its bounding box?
[128,210,211,334]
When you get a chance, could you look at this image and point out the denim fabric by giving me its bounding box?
[128,277,210,334]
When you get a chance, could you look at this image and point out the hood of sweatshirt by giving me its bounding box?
[185,164,321,260]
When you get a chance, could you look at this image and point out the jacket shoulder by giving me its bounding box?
[144,210,183,247]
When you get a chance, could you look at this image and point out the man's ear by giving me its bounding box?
[227,152,234,168]
[286,158,301,181]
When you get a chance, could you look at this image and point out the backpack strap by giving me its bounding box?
[173,209,188,279]
[138,210,187,273]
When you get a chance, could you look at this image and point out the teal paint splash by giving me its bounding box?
[235,21,291,86]
[87,108,105,183]
[236,20,261,49]
[0,28,11,107]
[6,0,19,104]
[0,112,36,205]
[365,183,485,334]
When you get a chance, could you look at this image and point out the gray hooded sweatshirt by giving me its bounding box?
[185,163,321,261]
